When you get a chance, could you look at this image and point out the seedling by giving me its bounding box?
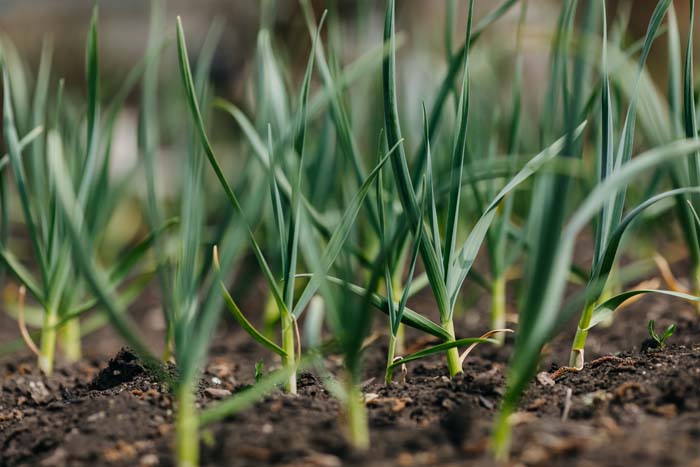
[176,8,406,399]
[569,0,676,370]
[382,0,583,377]
[296,210,379,451]
[647,320,677,349]
[0,7,165,374]
[482,0,528,344]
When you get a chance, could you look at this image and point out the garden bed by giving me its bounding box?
[1,285,698,467]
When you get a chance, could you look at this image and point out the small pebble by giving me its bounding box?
[140,453,159,466]
[204,387,232,399]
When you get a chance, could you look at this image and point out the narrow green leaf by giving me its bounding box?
[2,66,48,284]
[45,131,156,364]
[266,126,287,274]
[608,0,672,231]
[77,5,102,206]
[422,104,443,265]
[383,0,450,321]
[176,17,287,315]
[0,248,43,304]
[394,186,426,336]
[302,274,452,341]
[388,337,493,370]
[683,0,700,227]
[592,187,700,294]
[443,0,474,278]
[27,38,52,228]
[648,319,660,342]
[667,4,683,136]
[291,140,401,317]
[662,324,677,341]
[284,11,326,310]
[447,122,587,309]
[593,1,615,266]
[215,251,286,358]
[0,125,44,172]
[587,288,700,331]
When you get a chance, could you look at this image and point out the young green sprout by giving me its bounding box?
[647,320,677,349]
[179,9,319,397]
[381,0,478,377]
[569,0,675,370]
[483,0,528,345]
[375,140,424,384]
[297,211,379,451]
[0,6,162,374]
[177,8,405,454]
[382,0,578,378]
[615,1,700,315]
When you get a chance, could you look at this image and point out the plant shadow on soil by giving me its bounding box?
[1,263,700,466]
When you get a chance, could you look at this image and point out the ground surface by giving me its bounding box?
[1,261,699,466]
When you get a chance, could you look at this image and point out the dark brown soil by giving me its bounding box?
[1,263,700,466]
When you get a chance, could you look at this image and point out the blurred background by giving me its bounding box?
[0,1,693,87]
[0,0,695,157]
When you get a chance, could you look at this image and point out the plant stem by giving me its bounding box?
[443,318,463,376]
[597,277,616,327]
[176,381,199,467]
[395,322,405,353]
[491,399,515,461]
[385,279,404,384]
[163,323,174,362]
[569,300,595,368]
[281,310,297,394]
[384,332,397,384]
[262,290,280,338]
[391,275,405,354]
[38,307,58,375]
[490,274,506,345]
[344,376,369,450]
[59,318,81,362]
[692,262,700,315]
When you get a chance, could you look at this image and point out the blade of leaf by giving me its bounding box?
[77,5,102,206]
[0,125,44,172]
[291,139,402,317]
[2,66,48,285]
[443,0,474,279]
[45,130,156,364]
[447,122,587,310]
[176,17,287,315]
[388,337,494,370]
[383,0,450,322]
[587,289,700,331]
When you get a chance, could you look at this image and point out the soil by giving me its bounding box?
[1,260,699,466]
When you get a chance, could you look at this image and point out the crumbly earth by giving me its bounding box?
[1,268,699,466]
